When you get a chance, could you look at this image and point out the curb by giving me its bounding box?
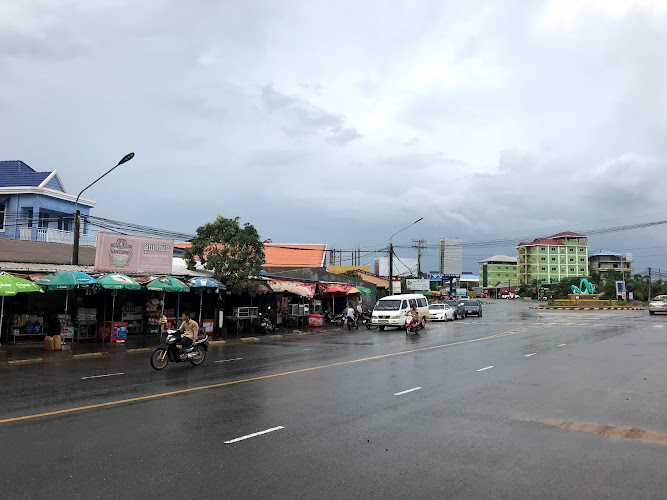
[1,327,345,366]
[529,306,645,311]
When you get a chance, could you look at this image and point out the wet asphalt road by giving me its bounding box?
[1,300,666,499]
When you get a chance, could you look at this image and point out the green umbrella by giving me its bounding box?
[356,286,371,296]
[146,277,190,333]
[146,277,190,293]
[97,274,141,338]
[35,272,98,330]
[97,274,141,290]
[0,273,44,345]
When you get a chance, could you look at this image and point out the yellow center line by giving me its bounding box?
[0,322,535,425]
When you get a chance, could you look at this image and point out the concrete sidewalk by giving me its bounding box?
[0,324,349,365]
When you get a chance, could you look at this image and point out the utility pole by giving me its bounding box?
[389,245,393,295]
[648,267,652,301]
[412,239,426,278]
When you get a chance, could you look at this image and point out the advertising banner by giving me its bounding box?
[94,232,174,274]
[406,279,430,291]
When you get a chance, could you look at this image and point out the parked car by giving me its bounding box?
[648,297,667,315]
[444,299,466,319]
[428,303,454,321]
[462,299,482,317]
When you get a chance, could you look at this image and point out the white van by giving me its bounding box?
[371,294,430,330]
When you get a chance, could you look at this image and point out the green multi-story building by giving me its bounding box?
[479,255,518,287]
[517,231,589,286]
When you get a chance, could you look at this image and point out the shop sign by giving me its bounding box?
[406,279,429,291]
[94,232,173,274]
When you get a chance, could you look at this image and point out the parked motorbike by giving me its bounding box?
[150,329,209,370]
[359,311,373,330]
[347,315,359,330]
[404,314,423,335]
[332,312,346,326]
[259,311,276,333]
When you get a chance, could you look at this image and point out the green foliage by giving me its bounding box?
[341,270,361,280]
[183,215,265,294]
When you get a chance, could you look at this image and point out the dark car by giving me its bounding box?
[444,299,466,320]
[462,299,482,317]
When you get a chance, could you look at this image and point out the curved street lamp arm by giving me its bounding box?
[389,217,424,245]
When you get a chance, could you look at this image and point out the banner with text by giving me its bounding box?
[94,232,173,275]
[406,279,430,291]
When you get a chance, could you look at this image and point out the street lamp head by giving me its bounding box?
[118,152,135,166]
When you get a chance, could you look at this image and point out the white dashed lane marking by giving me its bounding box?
[394,387,422,396]
[224,426,285,444]
[476,366,494,372]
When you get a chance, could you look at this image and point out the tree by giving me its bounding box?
[183,216,265,293]
[341,270,361,280]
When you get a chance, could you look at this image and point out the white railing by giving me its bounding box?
[18,227,96,247]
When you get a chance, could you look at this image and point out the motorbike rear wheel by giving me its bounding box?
[189,346,206,366]
[151,348,169,371]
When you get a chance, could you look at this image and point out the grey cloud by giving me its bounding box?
[261,84,362,145]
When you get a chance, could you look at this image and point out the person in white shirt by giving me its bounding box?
[346,304,356,327]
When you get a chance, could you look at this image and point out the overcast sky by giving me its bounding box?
[2,0,667,274]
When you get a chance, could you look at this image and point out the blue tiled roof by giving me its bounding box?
[0,161,51,188]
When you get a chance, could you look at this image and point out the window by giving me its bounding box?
[417,297,427,307]
[580,258,584,262]
[541,267,546,271]
[579,248,585,252]
[409,299,417,308]
[551,257,556,262]
[569,258,574,262]
[570,268,575,272]
[0,201,5,231]
[541,247,546,251]
[551,247,556,251]
[551,267,557,271]
[580,268,585,272]
[39,211,50,228]
[613,264,618,268]
[401,300,407,309]
[541,278,546,282]
[27,208,33,228]
[541,257,545,261]
[569,247,574,252]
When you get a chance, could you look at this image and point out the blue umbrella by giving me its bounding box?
[189,277,226,324]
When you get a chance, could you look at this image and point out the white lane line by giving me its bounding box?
[476,366,494,372]
[652,325,665,328]
[394,387,422,396]
[215,358,243,363]
[81,373,124,380]
[525,353,537,357]
[224,426,284,444]
[557,343,566,347]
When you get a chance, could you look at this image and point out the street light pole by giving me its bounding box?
[388,217,423,295]
[72,153,135,265]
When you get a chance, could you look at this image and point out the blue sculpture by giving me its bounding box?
[571,278,595,294]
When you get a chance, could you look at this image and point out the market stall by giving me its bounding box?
[0,273,44,344]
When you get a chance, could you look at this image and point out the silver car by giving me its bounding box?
[648,298,667,315]
[462,299,482,317]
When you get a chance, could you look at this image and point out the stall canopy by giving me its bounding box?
[0,273,44,343]
[146,276,190,293]
[190,277,226,290]
[318,282,352,295]
[266,278,316,298]
[97,273,141,290]
[351,286,370,296]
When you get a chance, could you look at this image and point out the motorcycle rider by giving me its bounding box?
[408,303,420,327]
[177,311,199,359]
[346,303,357,327]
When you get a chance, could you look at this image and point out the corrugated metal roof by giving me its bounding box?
[0,161,52,188]
[479,254,517,263]
[589,249,622,257]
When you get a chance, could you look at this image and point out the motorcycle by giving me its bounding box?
[404,313,423,335]
[150,329,209,370]
[347,315,359,330]
[359,311,373,330]
[259,311,276,333]
[332,312,346,326]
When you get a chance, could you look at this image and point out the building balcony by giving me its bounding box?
[19,227,97,247]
